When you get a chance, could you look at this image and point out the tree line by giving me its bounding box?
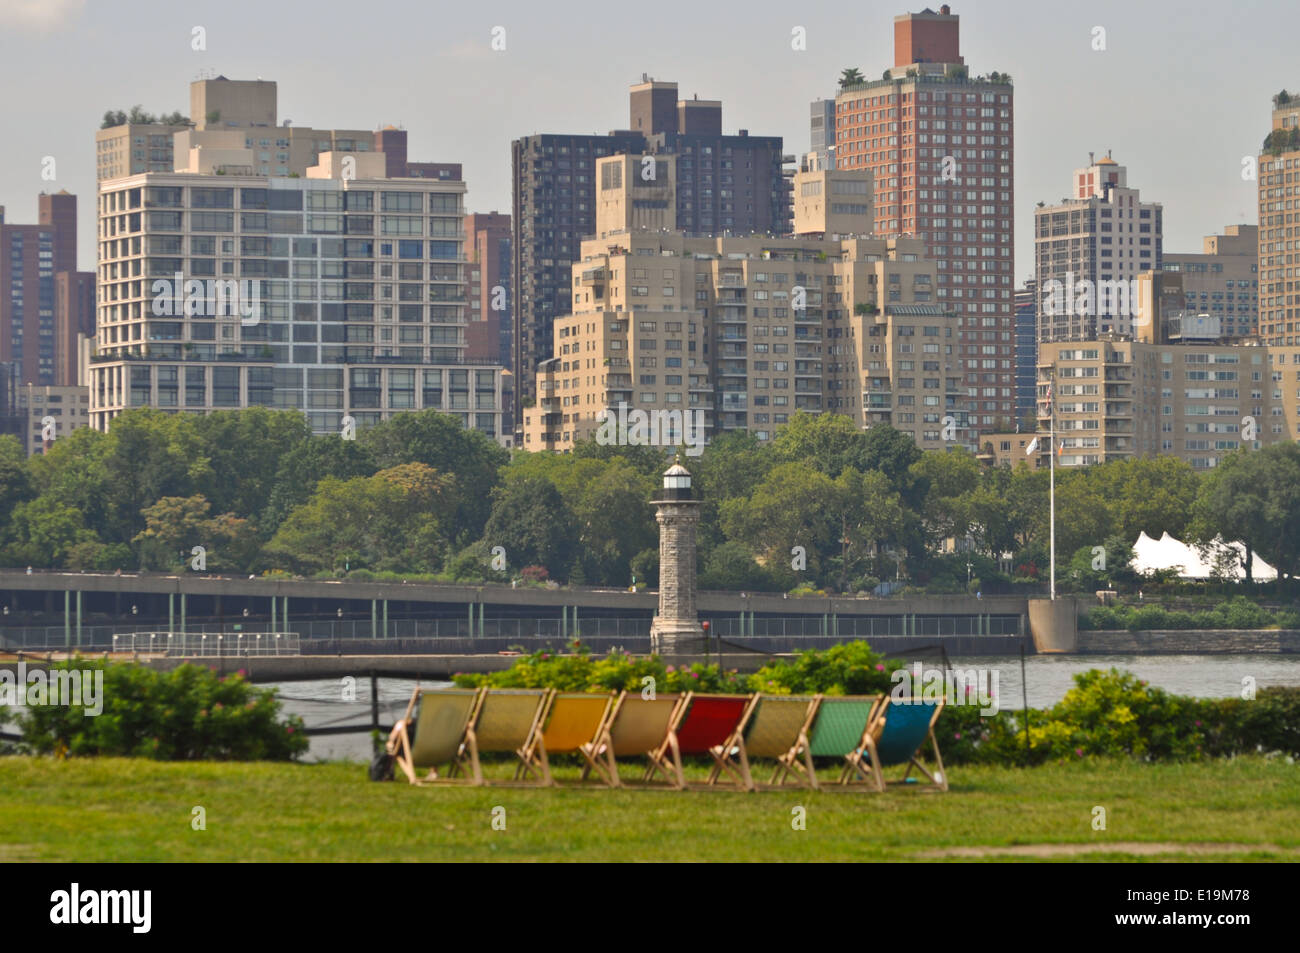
[0,408,1297,594]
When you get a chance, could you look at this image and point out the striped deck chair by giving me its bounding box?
[709,694,822,792]
[579,691,683,788]
[777,694,882,791]
[386,687,480,785]
[646,692,754,789]
[462,688,551,786]
[517,691,615,786]
[844,696,948,792]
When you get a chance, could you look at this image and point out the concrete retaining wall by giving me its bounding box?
[1078,628,1300,654]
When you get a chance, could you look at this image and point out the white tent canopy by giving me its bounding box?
[1130,531,1278,581]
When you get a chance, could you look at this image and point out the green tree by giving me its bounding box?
[719,462,838,579]
[192,408,313,524]
[261,433,376,536]
[2,498,98,567]
[264,463,457,575]
[0,434,32,527]
[480,477,578,580]
[1191,444,1300,582]
[361,410,507,542]
[135,495,261,572]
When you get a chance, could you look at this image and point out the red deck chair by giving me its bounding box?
[645,692,755,789]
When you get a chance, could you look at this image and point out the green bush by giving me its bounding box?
[16,659,308,761]
[748,642,903,696]
[937,670,1300,766]
[1080,596,1300,631]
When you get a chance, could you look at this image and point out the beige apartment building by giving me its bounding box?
[14,384,91,456]
[1258,91,1300,345]
[1163,225,1258,340]
[1034,333,1300,470]
[523,155,967,453]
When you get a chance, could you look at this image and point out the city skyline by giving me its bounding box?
[0,0,1283,283]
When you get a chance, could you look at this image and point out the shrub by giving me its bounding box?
[16,659,308,761]
[747,641,903,696]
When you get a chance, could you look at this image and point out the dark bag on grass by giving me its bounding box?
[369,749,395,781]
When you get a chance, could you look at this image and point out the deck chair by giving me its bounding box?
[386,687,480,785]
[709,694,822,792]
[462,688,551,786]
[780,694,882,791]
[646,693,754,789]
[844,696,948,792]
[518,691,615,786]
[579,691,683,788]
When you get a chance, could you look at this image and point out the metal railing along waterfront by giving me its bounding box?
[110,632,301,657]
[1,613,1022,650]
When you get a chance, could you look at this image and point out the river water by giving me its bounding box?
[272,654,1300,763]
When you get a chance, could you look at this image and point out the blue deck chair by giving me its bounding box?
[842,696,948,791]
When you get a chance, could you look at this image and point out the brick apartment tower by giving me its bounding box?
[464,212,512,368]
[833,6,1016,432]
[649,461,705,654]
[0,192,92,387]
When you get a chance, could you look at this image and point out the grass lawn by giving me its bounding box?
[1,755,1297,861]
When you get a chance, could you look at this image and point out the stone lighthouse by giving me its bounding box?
[649,458,705,653]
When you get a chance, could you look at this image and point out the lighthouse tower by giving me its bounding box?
[649,458,705,653]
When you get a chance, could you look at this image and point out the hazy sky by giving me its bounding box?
[0,0,1288,282]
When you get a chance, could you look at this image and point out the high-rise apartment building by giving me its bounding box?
[1257,91,1300,345]
[512,78,792,424]
[1035,153,1163,342]
[464,211,512,368]
[1163,225,1258,340]
[1035,278,1300,470]
[833,5,1016,432]
[522,186,967,454]
[0,192,94,387]
[92,150,504,440]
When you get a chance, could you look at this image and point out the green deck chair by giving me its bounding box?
[386,687,480,785]
[781,695,882,791]
[845,696,948,791]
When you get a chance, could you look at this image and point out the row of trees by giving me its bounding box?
[1,408,1297,594]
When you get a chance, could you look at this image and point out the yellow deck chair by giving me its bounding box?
[461,688,552,786]
[386,687,480,785]
[579,691,683,788]
[517,691,615,786]
[708,694,822,792]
